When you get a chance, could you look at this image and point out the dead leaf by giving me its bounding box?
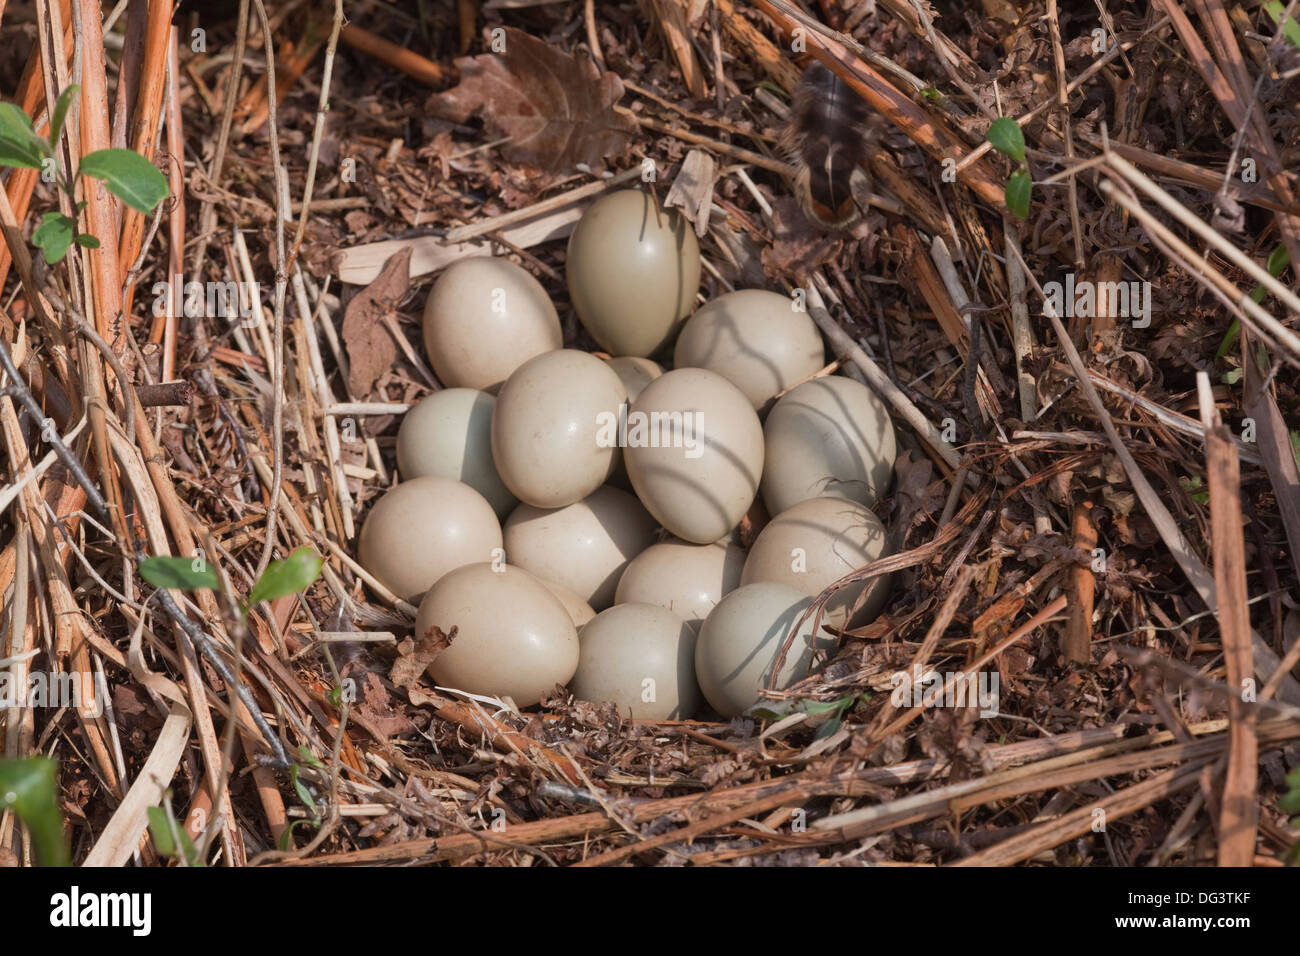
[390,623,456,689]
[341,247,409,398]
[762,198,843,280]
[426,28,636,172]
[664,149,716,238]
[355,671,418,738]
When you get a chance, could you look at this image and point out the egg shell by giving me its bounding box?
[423,257,562,391]
[605,356,664,402]
[570,603,700,720]
[566,190,701,357]
[761,375,896,514]
[417,563,578,707]
[396,388,518,518]
[694,582,831,717]
[615,538,745,630]
[740,496,891,629]
[536,577,598,628]
[357,476,503,603]
[491,349,628,508]
[623,368,764,544]
[673,289,826,410]
[504,485,658,609]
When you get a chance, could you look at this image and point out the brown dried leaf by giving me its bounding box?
[427,28,635,172]
[341,247,409,398]
[762,198,843,280]
[390,623,456,689]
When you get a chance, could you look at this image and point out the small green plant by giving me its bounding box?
[0,85,169,263]
[138,545,323,616]
[986,116,1032,220]
[1264,1,1300,47]
[0,757,70,866]
[1181,475,1210,505]
[146,796,204,867]
[281,746,326,851]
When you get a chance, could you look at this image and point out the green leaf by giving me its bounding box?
[78,148,169,213]
[1291,430,1300,472]
[0,102,50,169]
[31,211,76,265]
[1267,243,1291,276]
[146,806,177,856]
[49,85,78,149]
[0,757,70,866]
[290,764,318,815]
[139,555,220,591]
[1250,245,1291,303]
[1281,788,1300,814]
[1181,475,1209,506]
[1265,0,1300,47]
[1216,318,1241,358]
[297,745,325,769]
[1286,767,1300,789]
[278,818,318,852]
[1221,367,1242,385]
[248,546,322,607]
[814,715,843,740]
[147,804,204,866]
[1005,169,1032,219]
[74,233,100,249]
[986,117,1026,162]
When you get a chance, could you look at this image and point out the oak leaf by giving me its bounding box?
[428,28,635,172]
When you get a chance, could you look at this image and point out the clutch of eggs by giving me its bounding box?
[357,189,898,718]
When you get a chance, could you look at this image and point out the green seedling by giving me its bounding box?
[1264,1,1300,47]
[0,86,169,263]
[986,116,1032,220]
[0,757,70,866]
[146,797,204,867]
[139,546,323,617]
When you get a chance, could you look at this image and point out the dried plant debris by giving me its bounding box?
[0,0,1298,873]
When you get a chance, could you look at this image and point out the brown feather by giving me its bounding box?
[781,62,874,229]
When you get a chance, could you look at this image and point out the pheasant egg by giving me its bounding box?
[357,476,502,603]
[536,577,598,628]
[423,257,562,391]
[605,356,664,402]
[417,563,578,707]
[491,349,627,508]
[396,388,518,518]
[694,582,832,718]
[614,538,745,630]
[740,496,891,629]
[673,289,826,410]
[761,375,896,514]
[570,603,700,720]
[623,368,764,544]
[503,485,658,609]
[566,190,700,357]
